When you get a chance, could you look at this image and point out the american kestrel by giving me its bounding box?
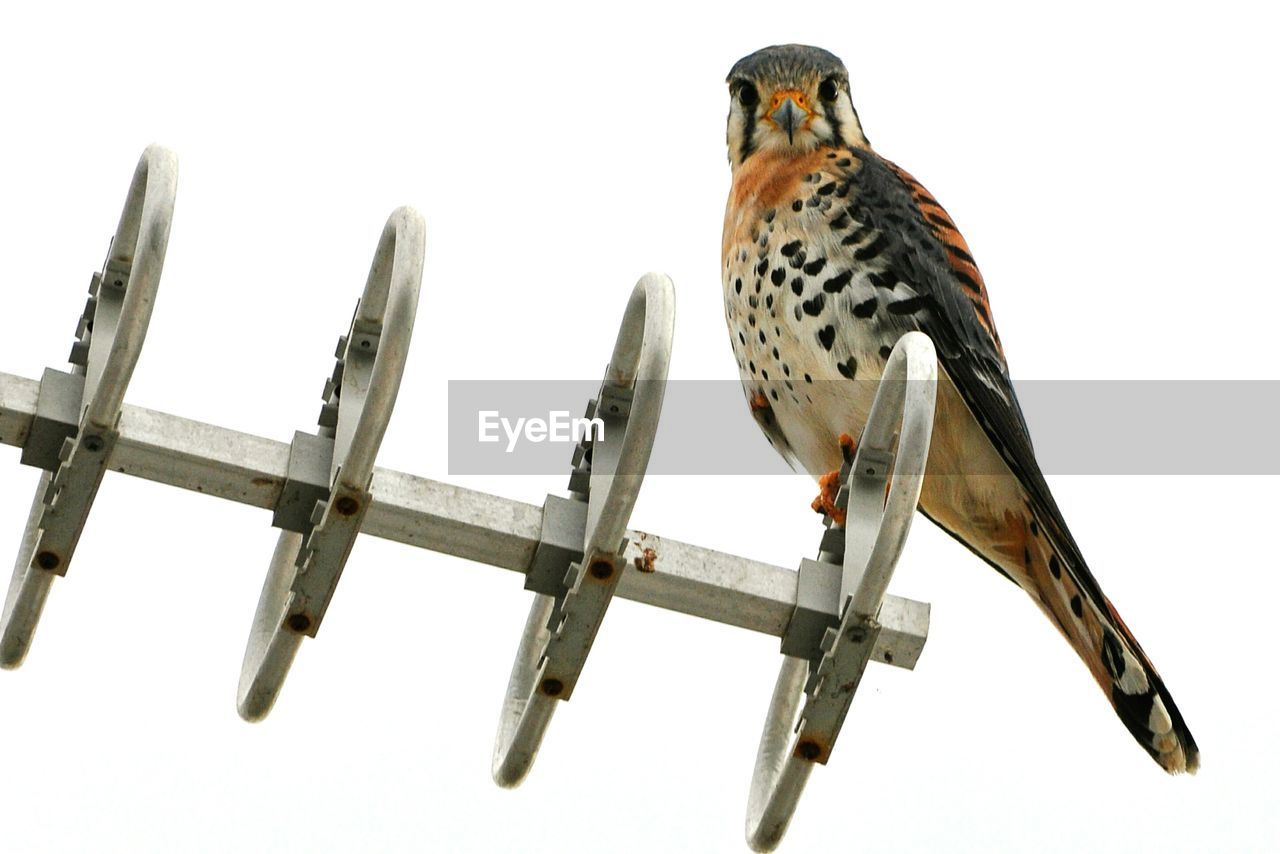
[722,44,1198,773]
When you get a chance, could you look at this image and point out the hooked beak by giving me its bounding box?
[767,90,811,144]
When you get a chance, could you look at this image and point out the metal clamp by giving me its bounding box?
[745,331,937,852]
[236,207,425,722]
[491,272,674,788]
[0,145,178,668]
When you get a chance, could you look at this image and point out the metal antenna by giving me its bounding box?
[0,148,935,851]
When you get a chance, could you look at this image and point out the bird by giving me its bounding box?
[721,43,1198,774]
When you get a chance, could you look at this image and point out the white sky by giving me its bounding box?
[1,2,1277,851]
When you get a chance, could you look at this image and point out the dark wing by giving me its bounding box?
[846,151,1102,601]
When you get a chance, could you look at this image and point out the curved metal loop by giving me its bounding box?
[745,331,937,853]
[83,144,179,429]
[237,207,425,722]
[491,272,675,788]
[584,272,675,560]
[0,145,178,669]
[841,330,938,616]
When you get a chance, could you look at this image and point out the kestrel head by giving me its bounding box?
[725,44,868,168]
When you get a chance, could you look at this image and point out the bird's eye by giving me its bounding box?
[737,82,760,108]
[818,77,839,102]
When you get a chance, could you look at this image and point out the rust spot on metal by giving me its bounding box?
[883,650,894,664]
[588,558,614,580]
[251,477,277,487]
[633,547,657,574]
[83,434,104,452]
[35,551,60,571]
[286,613,311,633]
[334,495,360,516]
[540,677,564,696]
[795,740,825,762]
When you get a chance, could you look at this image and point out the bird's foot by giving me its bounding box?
[810,433,858,527]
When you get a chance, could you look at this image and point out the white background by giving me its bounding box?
[1,2,1277,851]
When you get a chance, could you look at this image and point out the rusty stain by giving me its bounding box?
[334,495,360,516]
[795,740,825,762]
[588,558,614,580]
[251,477,277,487]
[35,551,61,571]
[633,547,657,574]
[285,613,312,633]
[540,677,564,696]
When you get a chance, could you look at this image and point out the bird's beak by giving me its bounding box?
[768,90,811,144]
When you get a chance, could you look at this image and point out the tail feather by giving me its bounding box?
[1006,502,1200,774]
[920,478,1199,774]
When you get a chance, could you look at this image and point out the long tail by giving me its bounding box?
[923,480,1200,774]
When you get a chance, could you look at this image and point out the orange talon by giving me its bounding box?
[837,432,857,464]
[811,469,847,527]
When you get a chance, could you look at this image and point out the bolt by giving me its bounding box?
[286,613,311,633]
[83,435,104,452]
[334,496,360,516]
[35,551,60,571]
[588,559,614,580]
[540,678,564,696]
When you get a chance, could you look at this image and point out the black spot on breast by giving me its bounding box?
[791,278,804,296]
[853,233,888,262]
[1070,594,1083,619]
[763,208,776,223]
[748,314,756,327]
[851,296,877,318]
[868,270,899,290]
[788,249,808,269]
[836,157,852,167]
[758,330,766,344]
[771,268,786,286]
[770,388,779,401]
[748,295,759,309]
[842,223,873,246]
[765,294,774,309]
[878,345,892,360]
[1049,555,1061,579]
[817,325,836,350]
[887,296,933,316]
[836,357,857,379]
[817,181,836,196]
[792,199,803,212]
[823,271,853,293]
[1022,546,1031,567]
[757,258,769,275]
[771,346,779,359]
[761,369,769,380]
[803,258,827,275]
[739,331,746,345]
[1029,520,1040,537]
[749,361,756,374]
[829,211,850,230]
[804,373,813,384]
[802,294,826,316]
[780,240,802,257]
